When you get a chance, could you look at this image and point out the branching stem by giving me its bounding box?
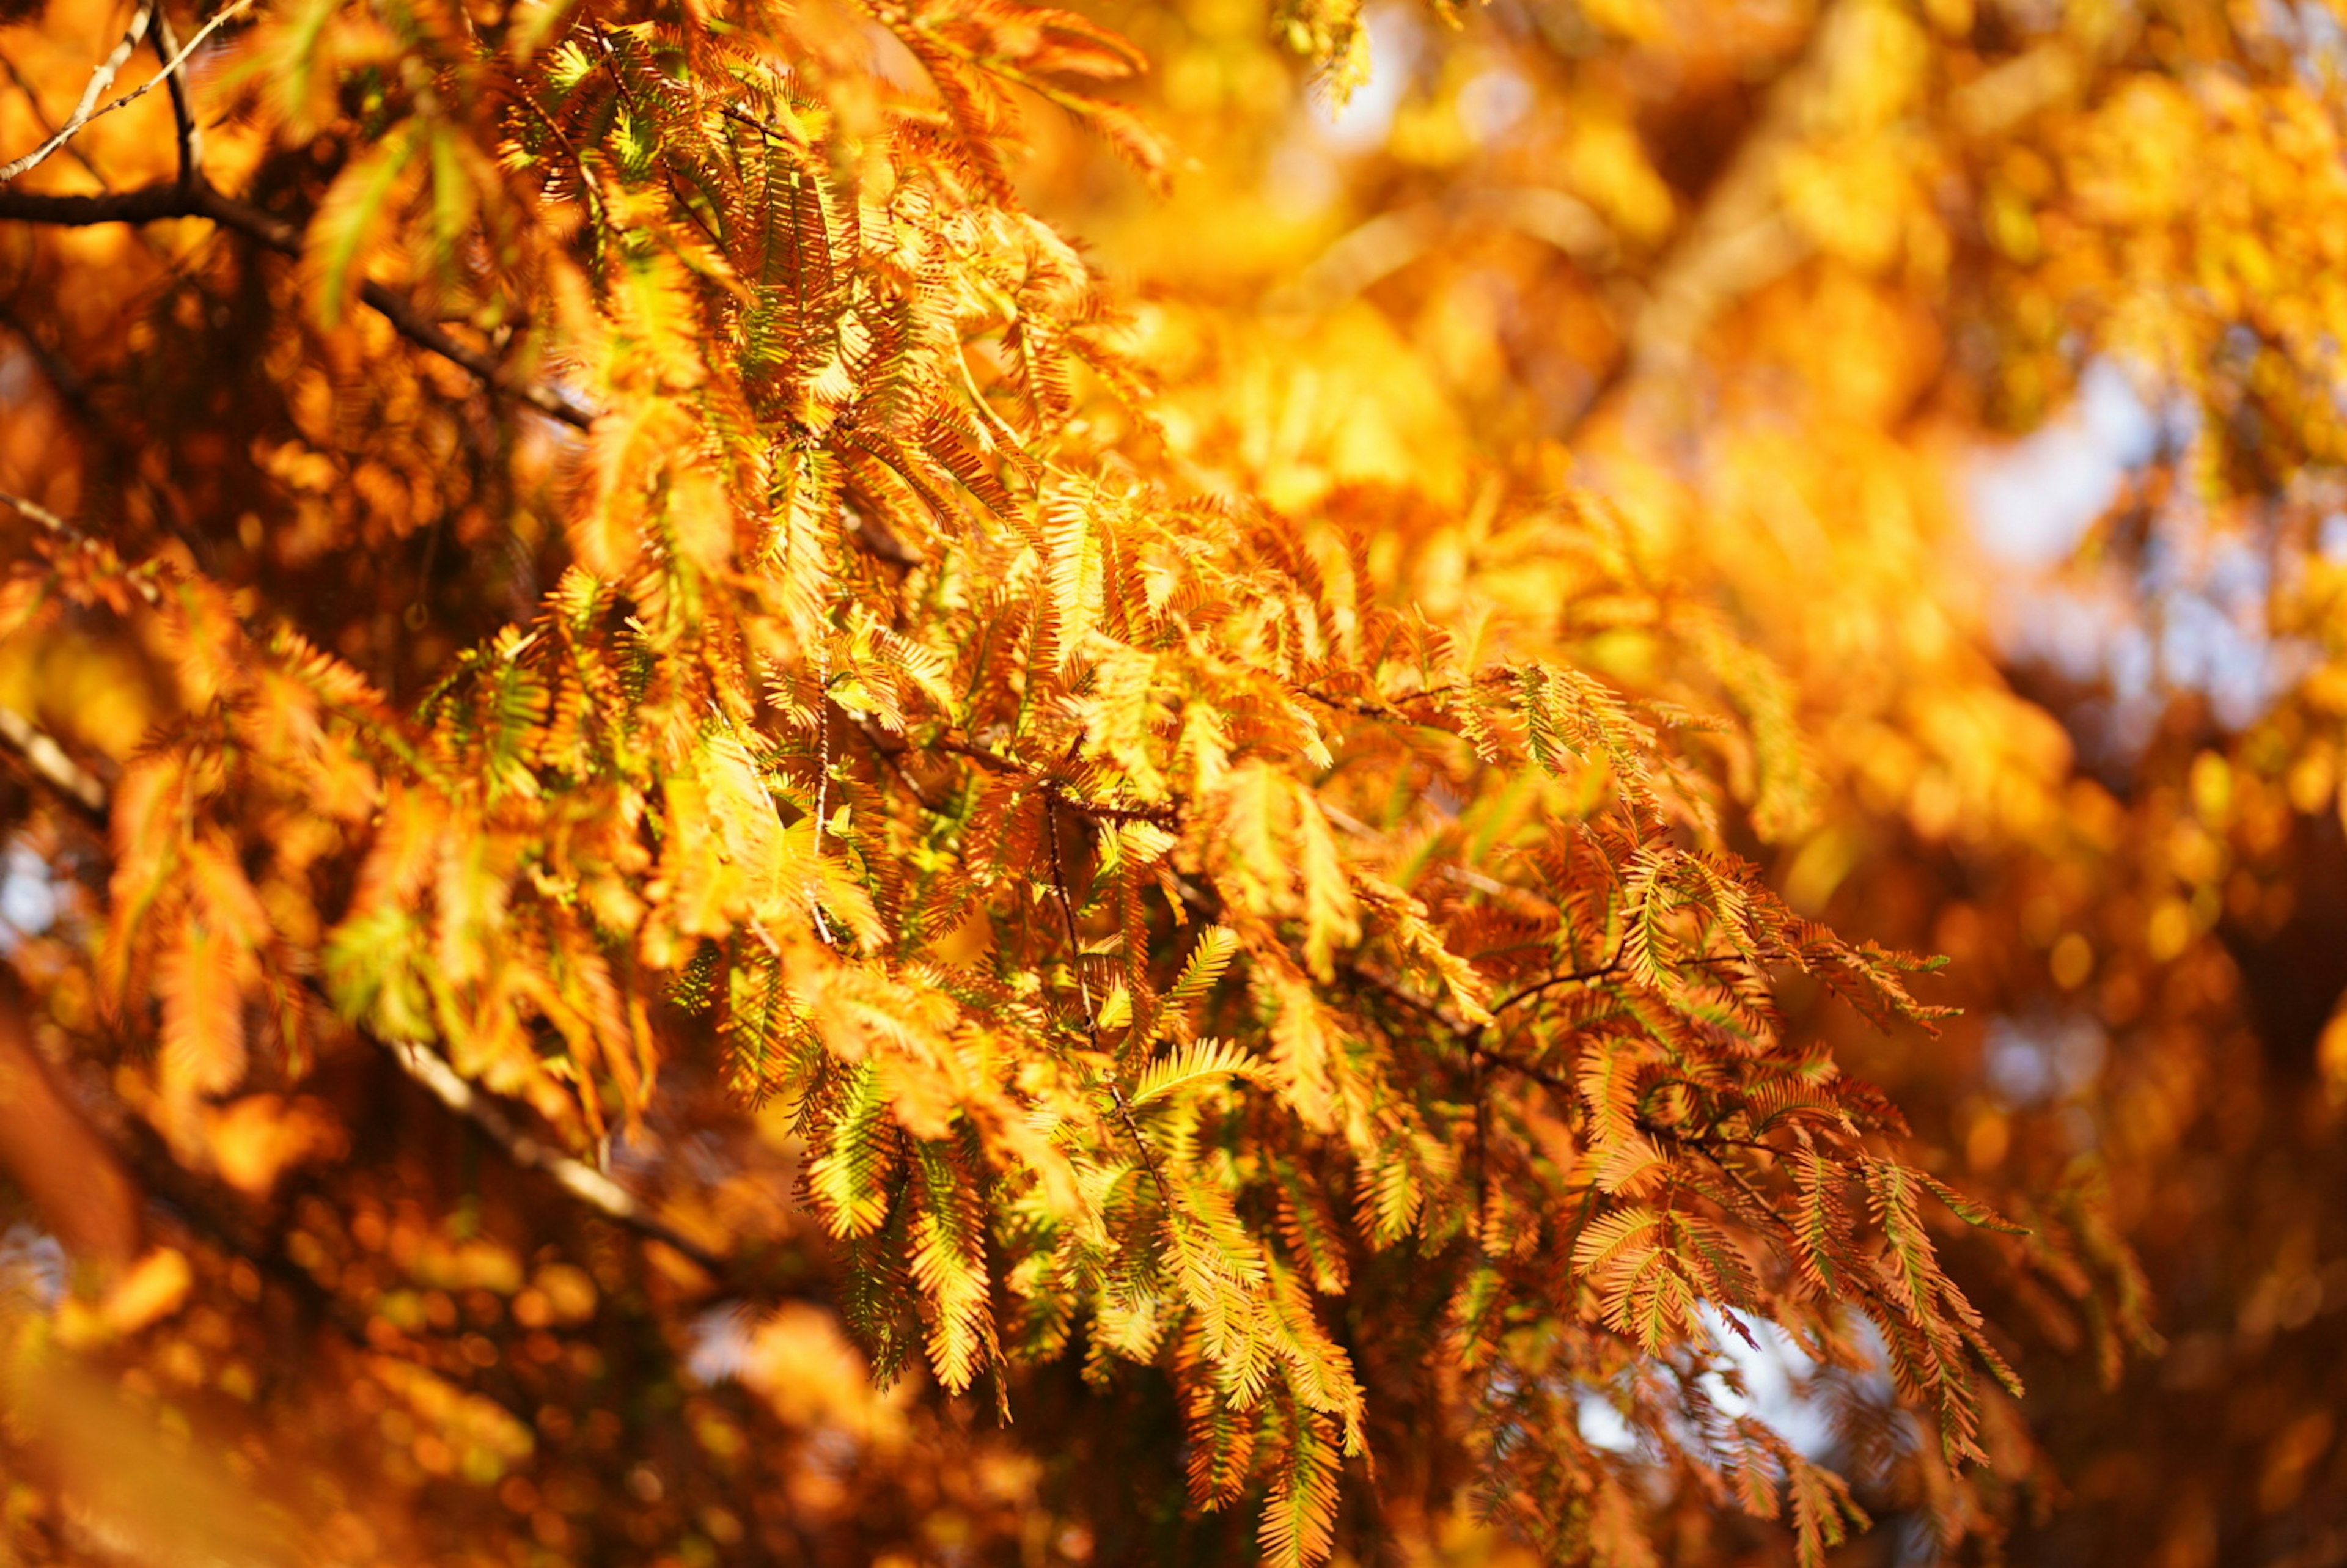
[0,0,155,185]
[1043,794,1174,1207]
[0,177,593,428]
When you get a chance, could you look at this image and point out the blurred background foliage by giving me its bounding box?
[1023,3,2347,1557]
[2,0,2346,1563]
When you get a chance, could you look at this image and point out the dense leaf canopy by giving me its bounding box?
[0,0,2341,1564]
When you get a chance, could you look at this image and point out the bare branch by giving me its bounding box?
[381,1036,723,1275]
[0,483,75,539]
[0,0,157,185]
[1,55,119,190]
[0,706,108,817]
[151,3,202,187]
[0,0,252,186]
[0,177,595,429]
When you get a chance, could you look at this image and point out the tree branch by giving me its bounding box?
[0,0,156,186]
[1,55,119,191]
[150,4,202,189]
[1491,938,1629,1017]
[0,706,108,817]
[0,485,165,606]
[931,734,1183,827]
[1,304,206,564]
[380,1035,721,1274]
[0,177,594,430]
[0,0,251,187]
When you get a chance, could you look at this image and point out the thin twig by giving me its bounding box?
[0,706,108,816]
[933,735,1182,827]
[0,177,596,428]
[150,3,203,188]
[0,0,156,185]
[11,0,249,185]
[1684,1138,1906,1328]
[1,55,119,190]
[383,1035,722,1273]
[1,485,166,605]
[4,484,82,539]
[851,716,943,813]
[0,304,206,563]
[1045,797,1174,1207]
[1490,938,1629,1017]
[1291,680,1464,724]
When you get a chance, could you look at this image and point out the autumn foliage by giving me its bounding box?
[1,0,2343,1563]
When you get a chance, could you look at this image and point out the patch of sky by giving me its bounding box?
[685,1300,757,1384]
[1263,5,1420,215]
[0,839,60,955]
[1983,1009,2106,1109]
[1315,5,1417,149]
[2319,513,2347,562]
[1962,357,2315,753]
[1694,1306,1839,1459]
[1574,1308,1895,1465]
[1574,1385,1639,1454]
[2268,0,2347,89]
[1967,360,2161,568]
[0,1224,65,1310]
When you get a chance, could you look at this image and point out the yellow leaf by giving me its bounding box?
[101,1248,193,1336]
[159,914,248,1104]
[1290,783,1360,981]
[206,1094,348,1197]
[668,464,735,575]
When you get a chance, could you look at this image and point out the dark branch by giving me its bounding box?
[0,177,595,430]
[151,5,201,189]
[1491,938,1629,1017]
[930,734,1183,827]
[1467,1040,1575,1096]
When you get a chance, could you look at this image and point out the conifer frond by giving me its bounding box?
[908,1138,997,1393]
[1128,1039,1268,1108]
[806,1061,897,1237]
[1257,1403,1342,1568]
